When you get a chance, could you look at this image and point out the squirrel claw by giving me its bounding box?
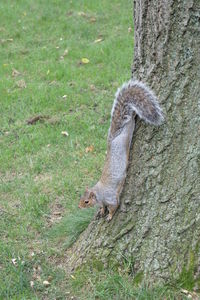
[106,214,113,222]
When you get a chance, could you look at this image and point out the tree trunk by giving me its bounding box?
[66,0,200,284]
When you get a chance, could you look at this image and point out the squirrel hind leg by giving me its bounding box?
[99,205,107,217]
[107,204,119,222]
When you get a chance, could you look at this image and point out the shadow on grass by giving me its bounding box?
[46,207,96,249]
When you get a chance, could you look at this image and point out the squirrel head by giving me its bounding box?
[78,188,97,208]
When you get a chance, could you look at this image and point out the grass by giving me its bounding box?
[0,0,195,299]
[70,267,189,300]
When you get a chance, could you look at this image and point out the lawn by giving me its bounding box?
[0,1,190,299]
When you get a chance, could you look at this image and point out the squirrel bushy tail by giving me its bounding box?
[110,79,164,136]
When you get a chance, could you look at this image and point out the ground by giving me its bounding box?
[0,0,195,299]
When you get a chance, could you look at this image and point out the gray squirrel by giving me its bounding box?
[78,79,164,221]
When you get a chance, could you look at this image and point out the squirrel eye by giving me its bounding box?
[84,200,89,204]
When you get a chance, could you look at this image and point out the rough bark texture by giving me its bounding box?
[66,0,200,284]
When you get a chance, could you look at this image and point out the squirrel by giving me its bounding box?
[78,79,164,221]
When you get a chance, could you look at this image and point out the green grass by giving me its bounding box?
[70,266,188,300]
[0,0,195,299]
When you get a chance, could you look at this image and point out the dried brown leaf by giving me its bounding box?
[12,69,21,77]
[90,17,96,23]
[85,145,94,153]
[90,84,96,91]
[16,79,26,89]
[0,38,13,44]
[26,115,49,125]
[78,11,87,17]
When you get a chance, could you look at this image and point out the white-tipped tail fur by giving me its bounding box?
[111,79,164,126]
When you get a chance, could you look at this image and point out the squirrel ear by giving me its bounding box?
[90,191,96,199]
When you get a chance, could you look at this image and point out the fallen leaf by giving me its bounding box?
[33,273,41,281]
[37,265,42,272]
[33,265,42,281]
[63,49,69,56]
[180,289,200,300]
[90,17,96,23]
[12,69,21,77]
[181,289,189,295]
[43,280,51,287]
[11,258,17,266]
[48,276,53,282]
[16,79,26,89]
[90,84,96,91]
[1,38,13,44]
[85,145,94,153]
[94,38,103,43]
[78,11,87,17]
[81,58,90,64]
[26,115,49,125]
[61,131,69,136]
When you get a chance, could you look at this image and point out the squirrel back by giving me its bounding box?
[110,79,164,137]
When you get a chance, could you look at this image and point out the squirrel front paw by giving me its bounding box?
[100,206,107,217]
[106,204,119,222]
[106,213,113,222]
[95,206,107,219]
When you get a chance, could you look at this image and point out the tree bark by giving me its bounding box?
[66,0,200,284]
